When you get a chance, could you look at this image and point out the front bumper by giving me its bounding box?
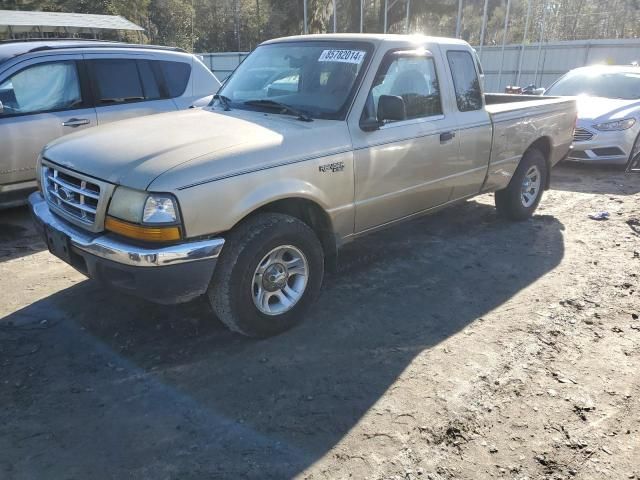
[567,125,636,165]
[29,192,225,304]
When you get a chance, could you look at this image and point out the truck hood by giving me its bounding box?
[575,95,640,122]
[43,108,351,191]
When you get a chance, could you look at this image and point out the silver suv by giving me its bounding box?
[0,40,220,207]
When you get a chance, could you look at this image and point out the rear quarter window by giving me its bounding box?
[159,61,191,97]
[447,50,483,112]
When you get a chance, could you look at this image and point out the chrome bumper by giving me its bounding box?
[29,192,224,304]
[30,191,224,267]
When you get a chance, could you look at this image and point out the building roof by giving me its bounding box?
[0,10,144,36]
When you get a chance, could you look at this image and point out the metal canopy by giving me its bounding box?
[0,10,144,36]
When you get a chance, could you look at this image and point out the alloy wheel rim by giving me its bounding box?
[521,165,541,208]
[252,245,309,316]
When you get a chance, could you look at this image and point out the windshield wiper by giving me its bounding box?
[243,99,313,122]
[213,93,232,111]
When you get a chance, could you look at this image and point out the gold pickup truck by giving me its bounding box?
[29,34,576,337]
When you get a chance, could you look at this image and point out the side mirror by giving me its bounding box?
[0,100,4,115]
[377,95,406,123]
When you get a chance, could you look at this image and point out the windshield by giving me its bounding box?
[545,69,640,99]
[216,41,373,120]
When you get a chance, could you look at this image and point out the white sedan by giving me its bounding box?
[544,65,640,167]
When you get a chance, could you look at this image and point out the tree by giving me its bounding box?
[4,0,640,50]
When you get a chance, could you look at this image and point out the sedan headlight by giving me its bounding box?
[107,187,181,242]
[592,117,636,131]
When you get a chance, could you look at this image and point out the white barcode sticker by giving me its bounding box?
[318,49,366,64]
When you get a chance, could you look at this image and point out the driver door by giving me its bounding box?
[349,48,460,232]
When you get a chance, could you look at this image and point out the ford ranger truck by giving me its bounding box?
[29,34,577,337]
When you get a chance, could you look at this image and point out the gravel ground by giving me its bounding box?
[0,162,638,480]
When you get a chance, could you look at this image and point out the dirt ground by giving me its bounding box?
[0,162,638,480]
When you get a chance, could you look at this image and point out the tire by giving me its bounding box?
[495,148,547,221]
[626,132,640,172]
[207,213,324,338]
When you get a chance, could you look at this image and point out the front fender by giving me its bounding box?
[232,178,332,221]
[176,151,355,239]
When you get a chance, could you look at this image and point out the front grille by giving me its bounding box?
[573,127,594,142]
[43,165,101,226]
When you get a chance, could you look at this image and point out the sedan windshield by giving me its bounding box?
[215,41,373,120]
[545,69,640,99]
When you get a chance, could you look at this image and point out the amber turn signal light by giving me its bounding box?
[105,216,181,242]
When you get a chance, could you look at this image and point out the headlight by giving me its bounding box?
[143,194,178,223]
[109,187,179,224]
[108,187,148,223]
[107,187,181,242]
[592,118,636,131]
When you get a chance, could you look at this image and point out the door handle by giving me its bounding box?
[62,118,90,127]
[439,131,455,143]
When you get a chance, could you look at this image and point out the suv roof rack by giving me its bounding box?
[27,42,186,54]
[0,38,186,54]
[0,38,122,44]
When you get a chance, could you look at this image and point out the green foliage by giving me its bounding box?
[4,0,640,51]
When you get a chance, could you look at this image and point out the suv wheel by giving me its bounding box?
[207,213,324,337]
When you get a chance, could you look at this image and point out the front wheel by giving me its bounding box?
[495,148,547,221]
[207,213,324,337]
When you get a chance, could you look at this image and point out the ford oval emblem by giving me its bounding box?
[59,187,75,202]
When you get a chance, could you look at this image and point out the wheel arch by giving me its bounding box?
[525,136,552,189]
[237,196,338,271]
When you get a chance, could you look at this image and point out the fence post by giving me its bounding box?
[582,41,591,67]
[333,0,337,32]
[455,0,463,38]
[497,0,512,90]
[405,0,411,33]
[303,0,308,34]
[478,0,488,58]
[516,0,532,86]
[534,0,549,86]
[384,0,388,33]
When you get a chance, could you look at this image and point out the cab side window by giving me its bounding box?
[447,51,483,112]
[0,61,82,116]
[363,52,442,123]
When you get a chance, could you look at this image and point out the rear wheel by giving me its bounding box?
[495,148,547,221]
[207,213,324,337]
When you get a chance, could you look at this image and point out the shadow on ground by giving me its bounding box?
[0,200,565,479]
[0,206,44,263]
[551,161,640,195]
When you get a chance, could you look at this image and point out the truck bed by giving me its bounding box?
[480,93,577,194]
[484,93,573,115]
